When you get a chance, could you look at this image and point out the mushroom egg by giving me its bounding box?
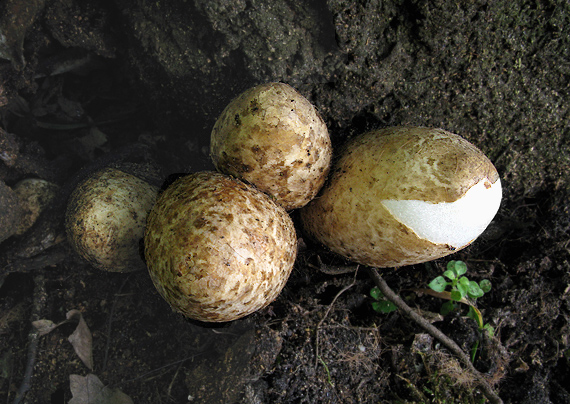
[65,167,159,272]
[144,171,298,322]
[210,82,332,210]
[300,127,502,268]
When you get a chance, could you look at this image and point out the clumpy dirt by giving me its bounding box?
[1,0,569,403]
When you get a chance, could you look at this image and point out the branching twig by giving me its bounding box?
[12,274,47,404]
[367,267,503,404]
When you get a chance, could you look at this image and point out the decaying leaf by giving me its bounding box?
[32,319,59,336]
[31,309,94,369]
[69,374,133,404]
[67,309,94,370]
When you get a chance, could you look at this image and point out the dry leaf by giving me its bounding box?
[69,374,133,404]
[32,310,94,369]
[67,310,94,370]
[31,319,60,336]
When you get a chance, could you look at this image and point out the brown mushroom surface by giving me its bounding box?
[210,82,332,210]
[300,127,502,268]
[144,171,298,322]
[65,168,159,272]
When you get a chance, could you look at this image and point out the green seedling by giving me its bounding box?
[370,286,397,314]
[428,261,491,320]
[427,260,494,362]
[429,261,484,308]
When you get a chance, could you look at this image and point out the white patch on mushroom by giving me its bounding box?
[381,178,502,248]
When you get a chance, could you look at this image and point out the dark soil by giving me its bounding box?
[1,1,569,403]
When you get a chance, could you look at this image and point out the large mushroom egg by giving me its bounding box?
[144,171,298,322]
[300,127,502,268]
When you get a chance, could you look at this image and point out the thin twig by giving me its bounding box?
[314,267,359,367]
[367,267,503,404]
[12,274,47,404]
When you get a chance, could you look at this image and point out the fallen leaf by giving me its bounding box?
[67,310,94,370]
[69,374,133,404]
[32,319,60,336]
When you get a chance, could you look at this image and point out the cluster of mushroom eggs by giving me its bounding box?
[65,82,501,322]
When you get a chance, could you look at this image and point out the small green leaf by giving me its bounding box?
[372,300,397,314]
[371,301,382,313]
[455,283,469,300]
[458,276,471,287]
[453,261,468,276]
[450,289,463,301]
[443,268,456,281]
[467,281,484,299]
[370,286,383,301]
[479,279,492,293]
[440,301,456,315]
[428,276,448,292]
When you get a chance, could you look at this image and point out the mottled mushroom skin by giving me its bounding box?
[144,172,298,322]
[65,168,159,272]
[210,82,332,210]
[300,127,501,268]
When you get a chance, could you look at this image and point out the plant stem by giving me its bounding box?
[367,267,503,404]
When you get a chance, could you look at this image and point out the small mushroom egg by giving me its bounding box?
[144,171,298,322]
[300,127,502,268]
[65,167,159,272]
[210,82,332,210]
